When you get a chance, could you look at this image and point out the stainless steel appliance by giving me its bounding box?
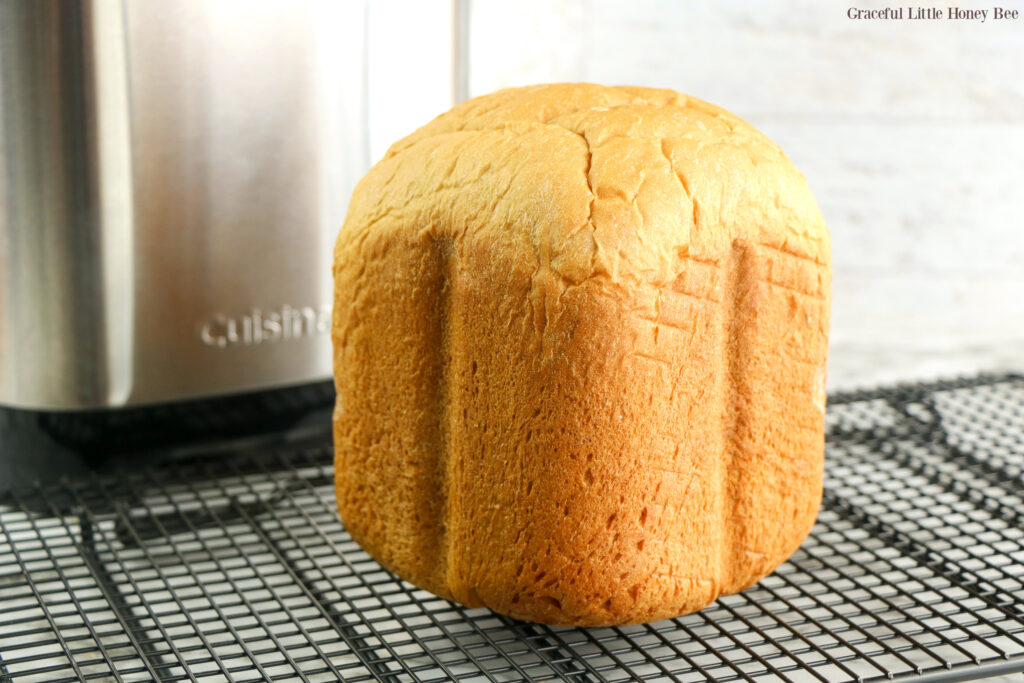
[0,0,370,410]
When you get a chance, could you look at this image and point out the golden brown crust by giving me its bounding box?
[332,83,831,626]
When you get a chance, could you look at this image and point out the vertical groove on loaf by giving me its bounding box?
[721,240,750,593]
[432,236,456,596]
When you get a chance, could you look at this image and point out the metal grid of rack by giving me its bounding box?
[1,373,1023,682]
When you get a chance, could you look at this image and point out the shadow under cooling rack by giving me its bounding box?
[1,373,1023,682]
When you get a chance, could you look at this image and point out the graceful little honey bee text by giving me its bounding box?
[847,7,1020,21]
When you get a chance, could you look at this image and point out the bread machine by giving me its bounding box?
[0,0,371,413]
[0,0,395,485]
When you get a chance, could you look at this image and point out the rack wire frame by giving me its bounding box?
[1,373,1023,682]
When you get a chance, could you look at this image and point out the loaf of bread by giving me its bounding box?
[332,83,830,626]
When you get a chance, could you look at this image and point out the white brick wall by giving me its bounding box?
[463,0,1024,389]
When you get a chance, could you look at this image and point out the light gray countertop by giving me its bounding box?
[827,343,1024,393]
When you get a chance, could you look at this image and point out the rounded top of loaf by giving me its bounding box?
[337,83,828,287]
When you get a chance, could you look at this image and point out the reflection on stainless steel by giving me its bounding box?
[0,0,369,409]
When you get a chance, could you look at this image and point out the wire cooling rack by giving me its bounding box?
[1,374,1023,682]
